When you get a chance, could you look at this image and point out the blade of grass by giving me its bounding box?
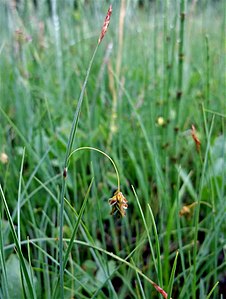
[132,185,162,286]
[0,210,9,299]
[206,281,219,299]
[17,148,25,245]
[192,112,215,298]
[0,184,36,299]
[4,149,51,239]
[131,257,147,299]
[147,203,163,288]
[5,235,171,299]
[52,178,94,298]
[167,250,179,299]
[63,177,94,270]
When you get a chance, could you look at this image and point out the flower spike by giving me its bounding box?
[191,125,201,152]
[109,190,128,217]
[98,5,113,45]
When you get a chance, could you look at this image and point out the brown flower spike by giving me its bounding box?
[179,202,197,217]
[98,5,112,45]
[191,125,201,152]
[153,283,172,299]
[109,190,128,217]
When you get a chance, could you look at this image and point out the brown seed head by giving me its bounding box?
[98,5,112,45]
[153,282,172,299]
[179,205,191,217]
[109,190,128,217]
[179,202,198,217]
[191,125,201,152]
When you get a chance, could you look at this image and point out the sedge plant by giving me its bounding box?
[57,4,172,298]
[58,5,113,298]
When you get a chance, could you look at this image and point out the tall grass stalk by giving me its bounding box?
[192,113,215,299]
[58,43,99,298]
[205,35,210,106]
[51,0,63,102]
[175,0,186,133]
[108,0,126,149]
[58,5,112,296]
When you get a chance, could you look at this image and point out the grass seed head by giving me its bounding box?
[153,282,172,299]
[0,152,8,164]
[179,202,198,218]
[191,124,201,152]
[98,5,112,45]
[109,190,128,217]
[179,205,192,217]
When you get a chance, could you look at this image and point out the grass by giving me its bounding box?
[0,0,225,298]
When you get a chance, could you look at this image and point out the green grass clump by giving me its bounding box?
[0,1,225,298]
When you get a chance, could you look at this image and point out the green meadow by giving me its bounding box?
[0,1,225,298]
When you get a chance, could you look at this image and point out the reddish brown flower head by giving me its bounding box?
[191,125,201,152]
[109,190,128,217]
[98,5,112,45]
[153,282,171,299]
[179,205,192,217]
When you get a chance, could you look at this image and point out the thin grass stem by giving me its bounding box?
[58,43,99,298]
[69,146,120,191]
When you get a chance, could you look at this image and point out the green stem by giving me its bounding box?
[175,0,186,133]
[68,146,121,191]
[205,35,210,107]
[192,111,215,299]
[64,45,99,169]
[59,44,99,299]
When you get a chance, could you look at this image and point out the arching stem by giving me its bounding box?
[68,146,121,192]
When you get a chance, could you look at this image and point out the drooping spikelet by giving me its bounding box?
[191,124,201,152]
[98,5,113,45]
[109,190,128,217]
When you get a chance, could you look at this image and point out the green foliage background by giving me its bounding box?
[0,0,225,298]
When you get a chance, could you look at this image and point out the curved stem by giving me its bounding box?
[68,146,120,191]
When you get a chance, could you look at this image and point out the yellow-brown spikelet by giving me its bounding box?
[0,152,8,164]
[179,202,197,217]
[98,5,112,45]
[191,124,201,152]
[109,190,128,217]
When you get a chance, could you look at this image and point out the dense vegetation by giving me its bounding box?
[0,1,225,298]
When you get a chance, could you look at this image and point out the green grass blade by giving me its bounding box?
[206,281,219,299]
[0,211,9,299]
[17,148,25,245]
[132,186,160,282]
[167,250,179,299]
[0,185,36,299]
[147,203,163,288]
[63,178,94,270]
